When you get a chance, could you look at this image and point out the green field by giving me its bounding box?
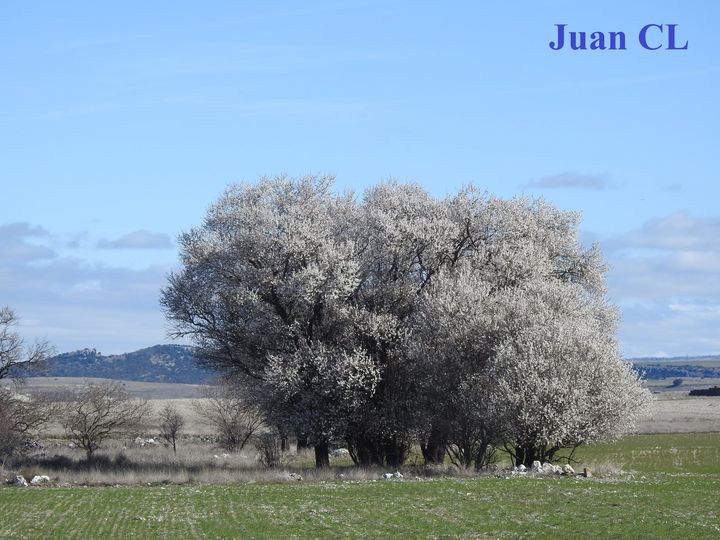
[2,433,719,539]
[573,432,720,474]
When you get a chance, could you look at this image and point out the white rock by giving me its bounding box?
[393,471,404,478]
[288,472,302,481]
[518,464,526,472]
[563,464,576,475]
[531,460,542,472]
[30,475,50,485]
[14,475,29,487]
[382,473,394,479]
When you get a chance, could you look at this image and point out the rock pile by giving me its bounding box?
[134,437,160,447]
[30,475,51,485]
[511,462,577,476]
[13,475,29,487]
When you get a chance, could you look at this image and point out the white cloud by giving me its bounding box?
[611,212,720,252]
[602,212,720,357]
[524,172,611,190]
[0,222,176,354]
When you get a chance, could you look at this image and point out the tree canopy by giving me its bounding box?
[162,175,651,467]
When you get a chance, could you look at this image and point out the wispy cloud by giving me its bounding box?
[608,212,720,253]
[97,230,173,250]
[0,222,175,354]
[524,172,612,191]
[0,222,55,261]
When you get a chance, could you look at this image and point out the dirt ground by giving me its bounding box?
[14,377,207,399]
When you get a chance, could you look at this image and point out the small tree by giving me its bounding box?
[0,384,56,467]
[61,381,149,460]
[158,402,184,454]
[1,307,53,380]
[256,431,283,468]
[0,308,55,467]
[193,382,264,452]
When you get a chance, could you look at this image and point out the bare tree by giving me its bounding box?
[0,384,56,466]
[61,381,149,460]
[256,431,283,468]
[158,402,185,454]
[0,307,53,380]
[193,382,264,452]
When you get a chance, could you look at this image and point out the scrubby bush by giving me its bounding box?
[0,385,54,467]
[193,382,264,452]
[60,381,150,460]
[256,432,283,468]
[158,403,185,454]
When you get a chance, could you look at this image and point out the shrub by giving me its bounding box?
[256,432,283,468]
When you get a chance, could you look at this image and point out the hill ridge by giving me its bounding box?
[19,344,215,384]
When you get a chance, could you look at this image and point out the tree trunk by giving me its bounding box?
[384,438,409,468]
[514,444,540,467]
[347,435,383,466]
[473,442,490,470]
[296,434,309,453]
[314,439,330,468]
[421,428,446,465]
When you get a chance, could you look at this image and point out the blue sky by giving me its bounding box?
[2,1,718,356]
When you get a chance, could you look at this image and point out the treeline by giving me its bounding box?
[688,386,720,397]
[635,365,720,380]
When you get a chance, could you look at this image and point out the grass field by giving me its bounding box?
[1,475,718,538]
[2,432,720,538]
[2,379,718,538]
[574,432,720,474]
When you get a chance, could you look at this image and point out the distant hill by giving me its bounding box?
[15,344,216,384]
[14,348,720,384]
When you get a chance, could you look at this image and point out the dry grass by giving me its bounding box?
[5,439,397,486]
[635,393,720,433]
